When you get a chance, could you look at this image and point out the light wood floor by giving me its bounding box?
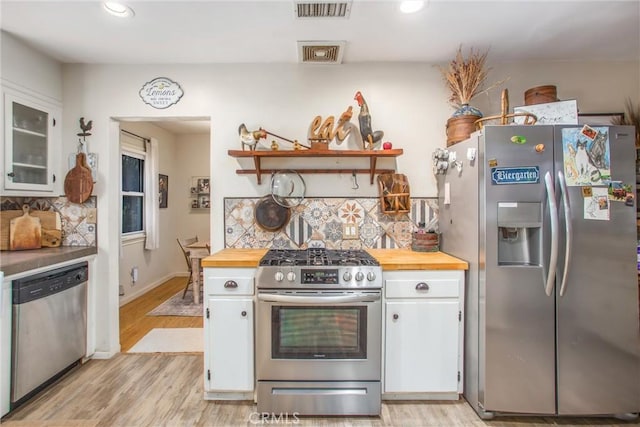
[119,276,203,352]
[1,278,636,426]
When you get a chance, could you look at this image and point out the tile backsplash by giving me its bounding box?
[0,196,97,247]
[224,197,438,249]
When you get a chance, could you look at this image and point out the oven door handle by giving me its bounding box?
[257,293,380,304]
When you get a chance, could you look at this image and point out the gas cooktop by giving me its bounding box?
[259,248,379,267]
[256,248,382,289]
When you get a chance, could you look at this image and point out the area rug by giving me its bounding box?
[128,328,203,353]
[147,289,203,317]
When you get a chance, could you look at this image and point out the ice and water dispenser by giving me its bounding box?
[497,202,542,266]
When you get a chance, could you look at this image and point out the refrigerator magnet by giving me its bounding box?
[581,186,593,198]
[510,135,527,144]
[488,158,498,168]
[607,181,633,203]
[580,124,598,141]
[584,186,610,220]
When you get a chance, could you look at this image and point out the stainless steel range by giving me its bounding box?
[255,248,382,416]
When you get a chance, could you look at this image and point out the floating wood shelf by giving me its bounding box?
[228,149,404,184]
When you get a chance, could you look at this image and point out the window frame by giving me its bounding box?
[121,147,146,242]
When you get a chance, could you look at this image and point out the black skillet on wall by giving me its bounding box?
[254,170,305,232]
[255,195,291,232]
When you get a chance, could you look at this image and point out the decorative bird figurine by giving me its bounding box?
[354,91,384,149]
[238,123,266,151]
[77,117,93,137]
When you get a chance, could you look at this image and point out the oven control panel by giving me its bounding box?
[301,269,339,284]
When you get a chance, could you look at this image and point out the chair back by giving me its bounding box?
[177,236,198,270]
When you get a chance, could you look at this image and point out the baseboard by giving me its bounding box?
[90,350,119,359]
[118,272,188,306]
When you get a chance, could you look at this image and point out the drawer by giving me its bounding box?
[205,269,255,296]
[385,278,459,299]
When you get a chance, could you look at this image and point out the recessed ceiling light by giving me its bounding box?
[103,1,135,18]
[399,1,425,14]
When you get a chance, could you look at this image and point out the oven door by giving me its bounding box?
[256,290,381,382]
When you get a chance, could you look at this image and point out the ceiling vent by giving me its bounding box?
[294,1,352,19]
[297,41,345,64]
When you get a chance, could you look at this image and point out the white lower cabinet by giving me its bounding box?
[1,275,10,417]
[203,268,254,400]
[383,270,464,399]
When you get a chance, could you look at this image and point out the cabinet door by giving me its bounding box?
[385,300,459,393]
[205,297,253,391]
[3,91,58,192]
[1,277,10,417]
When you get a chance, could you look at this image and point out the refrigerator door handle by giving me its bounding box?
[544,171,559,297]
[557,171,572,297]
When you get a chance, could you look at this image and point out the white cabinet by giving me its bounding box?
[1,274,10,417]
[203,268,254,399]
[383,270,464,399]
[2,87,61,194]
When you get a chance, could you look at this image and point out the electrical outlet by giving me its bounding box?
[131,266,138,284]
[86,208,97,224]
[343,223,359,240]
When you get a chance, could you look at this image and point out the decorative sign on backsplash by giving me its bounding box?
[139,77,184,109]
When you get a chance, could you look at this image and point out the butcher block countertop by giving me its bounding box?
[202,248,467,270]
[366,249,468,270]
[202,248,268,268]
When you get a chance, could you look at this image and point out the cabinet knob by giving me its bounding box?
[416,282,429,291]
[241,310,247,317]
[393,313,399,320]
[224,280,238,289]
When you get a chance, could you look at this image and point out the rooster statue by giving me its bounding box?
[238,123,267,151]
[354,91,384,149]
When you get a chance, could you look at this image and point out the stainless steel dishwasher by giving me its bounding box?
[11,261,87,409]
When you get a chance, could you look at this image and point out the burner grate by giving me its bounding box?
[259,248,379,267]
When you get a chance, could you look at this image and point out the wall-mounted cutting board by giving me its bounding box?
[0,209,61,250]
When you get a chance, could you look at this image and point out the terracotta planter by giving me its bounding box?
[446,115,480,146]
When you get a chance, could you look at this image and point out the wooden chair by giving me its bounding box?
[177,236,198,299]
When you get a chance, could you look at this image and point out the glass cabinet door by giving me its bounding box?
[4,92,56,191]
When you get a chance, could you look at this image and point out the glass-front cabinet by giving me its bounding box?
[3,90,59,192]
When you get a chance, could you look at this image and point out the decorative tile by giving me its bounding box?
[224,216,247,247]
[271,234,295,249]
[322,219,343,243]
[359,214,383,247]
[301,199,331,229]
[285,211,312,247]
[340,239,363,250]
[228,199,256,229]
[223,196,438,250]
[338,200,365,225]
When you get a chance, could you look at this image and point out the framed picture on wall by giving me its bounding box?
[159,174,168,208]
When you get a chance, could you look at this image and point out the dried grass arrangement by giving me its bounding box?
[439,46,506,113]
[611,98,640,147]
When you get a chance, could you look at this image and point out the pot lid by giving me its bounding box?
[271,170,306,208]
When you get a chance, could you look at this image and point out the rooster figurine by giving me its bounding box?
[238,123,267,151]
[354,91,384,149]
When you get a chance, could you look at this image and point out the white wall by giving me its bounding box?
[58,60,638,355]
[174,133,211,243]
[0,31,62,102]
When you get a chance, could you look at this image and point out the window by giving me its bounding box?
[122,150,145,235]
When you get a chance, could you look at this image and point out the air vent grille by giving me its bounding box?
[295,1,352,18]
[297,41,345,64]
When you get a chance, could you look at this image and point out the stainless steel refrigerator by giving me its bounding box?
[438,125,640,419]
